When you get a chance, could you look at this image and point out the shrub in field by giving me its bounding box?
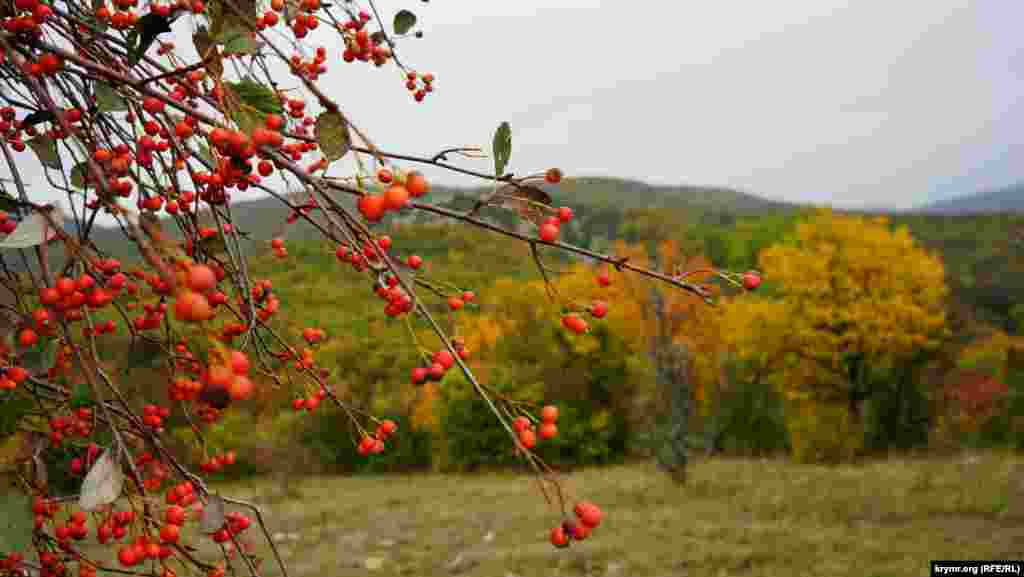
[302,410,431,473]
[442,396,625,472]
[0,1,761,574]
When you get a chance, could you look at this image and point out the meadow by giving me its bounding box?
[5,452,1020,577]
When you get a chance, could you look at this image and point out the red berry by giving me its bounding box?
[574,501,602,528]
[512,416,530,433]
[518,428,536,449]
[550,526,569,548]
[358,195,386,222]
[539,223,559,243]
[539,422,557,440]
[540,405,558,423]
[742,271,761,291]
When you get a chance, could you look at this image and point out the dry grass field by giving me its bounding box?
[3,452,1023,577]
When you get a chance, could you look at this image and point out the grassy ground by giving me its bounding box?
[4,452,1023,577]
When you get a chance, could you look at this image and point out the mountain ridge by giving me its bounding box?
[916,181,1024,215]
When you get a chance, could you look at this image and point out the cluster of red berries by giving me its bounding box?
[3,0,51,37]
[287,47,329,80]
[0,210,20,235]
[513,405,560,449]
[302,326,326,344]
[96,509,138,545]
[165,480,198,507]
[93,1,141,30]
[538,206,575,243]
[339,12,392,66]
[0,553,26,576]
[270,237,288,259]
[374,275,416,318]
[33,549,72,577]
[210,510,253,543]
[197,349,256,408]
[409,346,465,385]
[0,365,29,390]
[18,267,125,349]
[116,534,174,567]
[52,510,90,543]
[46,408,94,446]
[30,495,60,529]
[358,168,431,222]
[199,450,237,473]
[281,0,322,38]
[291,386,327,412]
[560,299,610,336]
[550,501,604,548]
[135,450,172,491]
[447,290,475,311]
[142,403,172,430]
[403,71,435,102]
[357,418,398,456]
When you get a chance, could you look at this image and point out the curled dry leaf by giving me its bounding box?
[0,208,62,249]
[79,448,124,511]
[488,183,553,227]
[27,135,60,169]
[200,493,227,533]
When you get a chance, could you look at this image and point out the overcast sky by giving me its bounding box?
[9,0,1023,213]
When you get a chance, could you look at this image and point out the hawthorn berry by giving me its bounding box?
[539,223,560,243]
[742,271,761,291]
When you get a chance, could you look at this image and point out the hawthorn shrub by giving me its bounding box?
[0,0,762,574]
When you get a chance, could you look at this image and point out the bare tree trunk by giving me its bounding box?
[650,288,690,484]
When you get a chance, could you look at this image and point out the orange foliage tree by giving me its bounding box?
[719,209,950,462]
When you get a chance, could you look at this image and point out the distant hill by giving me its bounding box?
[916,182,1024,215]
[67,177,797,251]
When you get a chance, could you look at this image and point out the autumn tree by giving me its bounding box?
[720,209,949,462]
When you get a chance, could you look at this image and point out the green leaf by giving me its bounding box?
[0,193,20,213]
[230,107,264,135]
[315,111,352,163]
[0,395,32,440]
[21,340,56,374]
[209,0,257,46]
[492,121,511,178]
[28,135,60,169]
[128,12,173,66]
[95,82,128,112]
[224,79,282,115]
[69,161,90,189]
[198,233,227,255]
[393,9,416,35]
[21,110,55,128]
[124,339,163,372]
[222,32,257,55]
[194,140,215,166]
[70,383,93,410]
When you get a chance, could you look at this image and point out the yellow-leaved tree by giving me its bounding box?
[720,208,950,462]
